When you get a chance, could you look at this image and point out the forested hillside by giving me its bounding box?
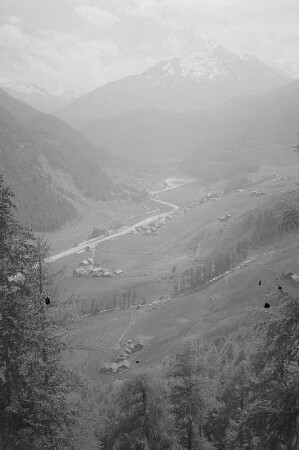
[0,89,114,231]
[80,81,298,163]
[183,80,299,181]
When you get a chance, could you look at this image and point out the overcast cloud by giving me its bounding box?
[0,0,297,90]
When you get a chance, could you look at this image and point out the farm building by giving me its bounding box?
[114,269,124,275]
[117,360,131,372]
[124,347,133,355]
[110,363,118,372]
[281,271,299,286]
[281,272,295,280]
[291,274,299,286]
[114,354,126,363]
[103,271,112,277]
[100,362,118,374]
[99,362,111,374]
[91,272,102,278]
[73,267,88,277]
[125,342,135,351]
[92,267,103,273]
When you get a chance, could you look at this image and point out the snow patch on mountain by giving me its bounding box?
[143,45,288,84]
[0,78,50,96]
[0,78,87,99]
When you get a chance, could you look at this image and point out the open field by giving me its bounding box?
[49,144,299,383]
[60,231,299,382]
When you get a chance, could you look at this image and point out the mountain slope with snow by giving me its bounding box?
[56,46,291,128]
[0,79,86,113]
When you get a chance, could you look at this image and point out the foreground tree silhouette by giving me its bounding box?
[166,340,220,449]
[104,369,178,449]
[0,175,72,449]
[242,291,299,449]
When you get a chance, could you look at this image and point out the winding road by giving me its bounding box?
[48,178,193,263]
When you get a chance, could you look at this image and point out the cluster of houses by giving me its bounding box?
[73,258,123,278]
[249,190,266,197]
[100,337,146,375]
[218,213,232,222]
[199,192,221,204]
[134,219,166,236]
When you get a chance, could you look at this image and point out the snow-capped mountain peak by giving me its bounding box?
[142,46,289,84]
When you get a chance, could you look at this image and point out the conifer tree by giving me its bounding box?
[105,369,178,449]
[0,175,73,449]
[166,340,220,449]
[241,291,299,449]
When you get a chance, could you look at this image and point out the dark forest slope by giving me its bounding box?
[0,89,114,232]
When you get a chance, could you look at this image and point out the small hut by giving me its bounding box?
[99,362,112,374]
[117,360,131,372]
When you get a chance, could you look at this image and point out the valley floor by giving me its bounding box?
[49,144,299,382]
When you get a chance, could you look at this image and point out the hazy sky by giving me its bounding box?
[0,0,298,91]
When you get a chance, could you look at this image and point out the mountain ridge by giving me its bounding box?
[80,80,298,162]
[0,78,87,114]
[56,46,290,128]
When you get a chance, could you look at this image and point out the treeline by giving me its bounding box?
[173,240,249,296]
[98,289,299,449]
[246,208,280,244]
[244,202,299,245]
[13,174,77,232]
[80,290,150,316]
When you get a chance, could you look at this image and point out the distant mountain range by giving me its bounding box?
[80,80,298,161]
[0,78,87,114]
[1,46,297,229]
[0,88,114,232]
[56,46,290,128]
